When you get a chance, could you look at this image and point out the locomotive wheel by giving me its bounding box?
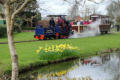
[43,36,47,40]
[56,36,58,39]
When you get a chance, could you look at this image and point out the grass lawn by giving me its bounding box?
[0,32,120,75]
[0,32,36,42]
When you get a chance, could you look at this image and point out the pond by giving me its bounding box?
[20,53,120,80]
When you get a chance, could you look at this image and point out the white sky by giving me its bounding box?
[37,0,111,17]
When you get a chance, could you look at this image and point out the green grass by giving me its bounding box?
[0,32,36,42]
[0,32,120,75]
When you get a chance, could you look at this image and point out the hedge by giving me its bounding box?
[22,27,35,30]
[0,25,7,38]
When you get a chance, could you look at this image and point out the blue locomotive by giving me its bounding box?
[34,24,72,40]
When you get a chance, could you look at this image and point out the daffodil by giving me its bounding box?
[67,44,71,48]
[55,70,67,77]
[36,50,40,53]
[56,45,60,49]
[44,48,48,52]
[38,74,42,79]
[47,46,51,52]
[52,45,55,52]
[39,46,43,50]
[36,44,80,55]
[62,44,66,49]
[56,48,60,52]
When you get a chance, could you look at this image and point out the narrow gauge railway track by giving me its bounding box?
[0,40,40,44]
[0,38,67,44]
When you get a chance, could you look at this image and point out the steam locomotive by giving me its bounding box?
[34,24,72,40]
[34,14,111,40]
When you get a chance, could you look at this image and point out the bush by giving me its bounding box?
[22,27,35,30]
[14,26,22,33]
[0,25,7,38]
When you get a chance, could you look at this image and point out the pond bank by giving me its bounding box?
[20,52,120,80]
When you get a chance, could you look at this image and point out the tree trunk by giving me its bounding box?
[27,21,29,27]
[17,25,22,32]
[8,32,19,80]
[4,3,19,80]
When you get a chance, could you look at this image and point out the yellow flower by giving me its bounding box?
[67,44,71,48]
[52,45,55,52]
[55,70,67,77]
[36,44,79,54]
[44,48,48,52]
[39,47,43,50]
[56,45,60,49]
[59,44,65,50]
[47,47,51,52]
[62,44,66,49]
[36,50,40,53]
[59,44,63,48]
[38,74,42,79]
[52,73,55,77]
[56,48,60,52]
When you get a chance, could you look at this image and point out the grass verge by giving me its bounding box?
[0,32,36,42]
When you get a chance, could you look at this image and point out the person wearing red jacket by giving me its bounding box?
[57,16,63,26]
[83,20,87,25]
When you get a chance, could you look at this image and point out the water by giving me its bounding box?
[20,53,120,80]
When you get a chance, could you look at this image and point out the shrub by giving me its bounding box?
[14,26,22,33]
[36,44,80,61]
[22,27,35,30]
[0,25,7,38]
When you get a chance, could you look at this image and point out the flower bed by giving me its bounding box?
[36,44,80,61]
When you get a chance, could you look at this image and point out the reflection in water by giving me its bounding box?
[20,53,120,80]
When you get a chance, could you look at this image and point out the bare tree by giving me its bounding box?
[88,0,105,4]
[66,0,86,20]
[14,0,39,31]
[69,0,80,19]
[65,0,104,20]
[22,0,39,27]
[0,0,33,80]
[23,12,39,27]
[107,0,120,22]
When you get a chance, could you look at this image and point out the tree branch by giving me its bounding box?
[112,0,120,7]
[0,0,5,4]
[10,0,31,31]
[11,0,31,21]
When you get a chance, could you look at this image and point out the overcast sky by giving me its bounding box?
[37,0,111,17]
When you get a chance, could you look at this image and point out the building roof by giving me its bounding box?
[47,15,67,17]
